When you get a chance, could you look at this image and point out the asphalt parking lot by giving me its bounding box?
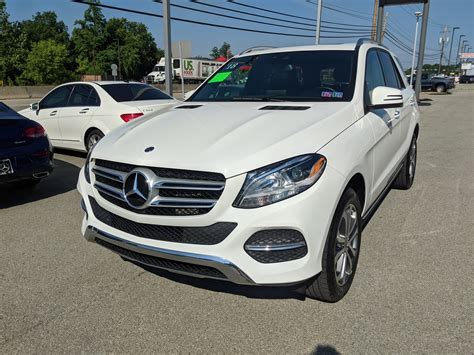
[1,86,473,353]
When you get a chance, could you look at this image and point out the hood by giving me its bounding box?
[93,101,356,178]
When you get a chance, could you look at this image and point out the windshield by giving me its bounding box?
[101,83,173,102]
[190,50,356,102]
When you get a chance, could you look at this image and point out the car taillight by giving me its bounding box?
[23,125,46,138]
[120,113,144,122]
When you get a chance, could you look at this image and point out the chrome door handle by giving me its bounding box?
[49,110,57,116]
[79,108,90,114]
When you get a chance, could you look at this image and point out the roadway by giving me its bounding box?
[1,86,473,353]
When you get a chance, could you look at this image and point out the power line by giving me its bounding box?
[228,0,315,22]
[71,0,370,40]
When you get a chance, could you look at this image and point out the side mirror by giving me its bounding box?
[30,102,39,111]
[369,86,403,109]
[184,89,196,100]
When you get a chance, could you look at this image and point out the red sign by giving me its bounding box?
[460,53,474,59]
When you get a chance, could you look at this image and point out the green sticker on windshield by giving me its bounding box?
[208,71,232,83]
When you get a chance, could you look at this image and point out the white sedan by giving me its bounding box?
[19,81,178,152]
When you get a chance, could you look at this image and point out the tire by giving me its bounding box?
[392,134,417,190]
[85,129,104,152]
[305,188,362,302]
[435,84,446,93]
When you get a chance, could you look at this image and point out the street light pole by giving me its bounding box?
[414,0,430,101]
[447,26,459,67]
[162,0,173,96]
[456,34,465,66]
[410,12,422,86]
[314,0,322,44]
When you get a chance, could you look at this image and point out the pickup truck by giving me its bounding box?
[413,73,455,92]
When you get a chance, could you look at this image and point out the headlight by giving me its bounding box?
[233,154,326,208]
[84,146,95,184]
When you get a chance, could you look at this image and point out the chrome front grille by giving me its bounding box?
[92,159,225,216]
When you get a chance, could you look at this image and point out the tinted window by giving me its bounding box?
[173,59,180,69]
[41,85,73,109]
[365,50,385,102]
[191,50,357,102]
[378,50,402,89]
[68,85,101,106]
[101,84,172,102]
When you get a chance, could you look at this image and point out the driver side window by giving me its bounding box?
[41,85,73,109]
[365,50,385,105]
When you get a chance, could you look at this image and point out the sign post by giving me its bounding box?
[111,64,118,81]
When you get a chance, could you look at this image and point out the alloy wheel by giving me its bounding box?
[88,134,101,150]
[334,203,359,287]
[408,139,417,182]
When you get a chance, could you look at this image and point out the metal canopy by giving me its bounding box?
[379,0,427,5]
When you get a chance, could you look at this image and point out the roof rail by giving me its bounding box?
[239,46,276,55]
[356,38,388,50]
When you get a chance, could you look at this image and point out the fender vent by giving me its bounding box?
[259,106,310,111]
[175,105,203,109]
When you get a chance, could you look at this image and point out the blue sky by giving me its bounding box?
[5,0,474,68]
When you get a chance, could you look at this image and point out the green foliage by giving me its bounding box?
[1,0,163,85]
[210,42,232,59]
[21,40,72,85]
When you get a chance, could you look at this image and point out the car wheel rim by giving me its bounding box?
[408,139,417,181]
[88,134,101,150]
[334,203,359,287]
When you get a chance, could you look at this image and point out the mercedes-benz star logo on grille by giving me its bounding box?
[0,162,10,174]
[123,170,151,209]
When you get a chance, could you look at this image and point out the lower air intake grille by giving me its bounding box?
[95,238,227,279]
[244,229,308,263]
[89,197,236,245]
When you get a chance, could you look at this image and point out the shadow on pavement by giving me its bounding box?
[0,158,80,209]
[133,261,307,301]
[418,98,432,106]
[54,147,87,159]
[312,345,341,355]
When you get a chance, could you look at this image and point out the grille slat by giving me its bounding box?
[89,197,236,245]
[92,159,225,216]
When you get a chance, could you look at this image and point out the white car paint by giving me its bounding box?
[77,42,420,288]
[20,81,179,152]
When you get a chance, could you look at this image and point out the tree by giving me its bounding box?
[20,11,69,48]
[210,42,232,59]
[71,1,107,75]
[21,40,72,84]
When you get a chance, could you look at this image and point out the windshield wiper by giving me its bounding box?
[231,97,286,102]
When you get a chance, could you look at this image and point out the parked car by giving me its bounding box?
[412,73,455,92]
[459,75,474,83]
[78,40,420,302]
[0,102,53,186]
[19,82,179,152]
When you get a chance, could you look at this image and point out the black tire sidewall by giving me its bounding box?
[323,188,362,300]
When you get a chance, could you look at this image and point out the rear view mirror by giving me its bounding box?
[369,86,403,109]
[30,102,39,111]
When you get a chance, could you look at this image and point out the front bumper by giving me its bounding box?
[77,163,345,285]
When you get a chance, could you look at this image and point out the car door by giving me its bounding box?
[58,84,100,149]
[35,85,73,143]
[421,73,430,90]
[379,50,415,152]
[363,49,403,201]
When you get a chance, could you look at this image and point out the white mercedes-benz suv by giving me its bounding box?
[78,40,420,302]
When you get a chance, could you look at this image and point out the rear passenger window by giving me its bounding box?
[69,85,100,106]
[378,50,402,89]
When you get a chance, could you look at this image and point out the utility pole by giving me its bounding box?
[410,12,423,86]
[414,0,430,101]
[375,3,384,44]
[456,34,465,66]
[162,0,173,96]
[381,12,388,42]
[438,26,449,74]
[315,0,322,44]
[371,0,379,40]
[447,26,459,67]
